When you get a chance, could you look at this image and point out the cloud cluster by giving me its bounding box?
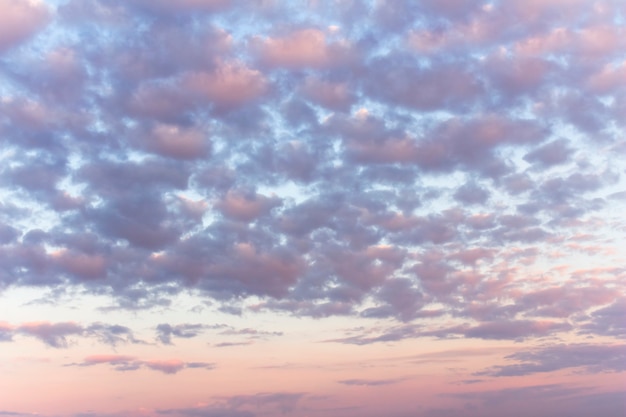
[0,321,138,348]
[0,0,50,52]
[478,343,626,377]
[0,0,624,343]
[70,354,214,374]
[1,319,284,348]
[441,384,626,417]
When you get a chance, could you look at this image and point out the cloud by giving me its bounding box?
[325,324,421,345]
[523,138,574,168]
[139,123,211,160]
[0,0,623,350]
[82,354,137,366]
[463,320,572,340]
[219,327,283,337]
[1,321,140,348]
[181,60,268,112]
[0,0,50,52]
[364,57,484,112]
[226,392,305,414]
[143,359,187,374]
[327,318,574,345]
[438,383,626,417]
[252,28,357,69]
[16,322,83,348]
[580,298,626,338]
[85,323,140,346]
[74,355,214,374]
[216,189,281,222]
[454,182,490,205]
[155,323,206,345]
[361,278,425,322]
[300,77,355,111]
[337,378,406,386]
[157,406,254,417]
[478,343,626,377]
[0,322,14,342]
[128,0,231,15]
[327,112,545,178]
[213,341,252,348]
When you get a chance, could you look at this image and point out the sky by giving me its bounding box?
[0,0,625,416]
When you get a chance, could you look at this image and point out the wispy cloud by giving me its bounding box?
[477,343,626,377]
[69,355,214,374]
[1,321,141,348]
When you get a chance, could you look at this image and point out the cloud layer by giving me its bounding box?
[0,0,624,347]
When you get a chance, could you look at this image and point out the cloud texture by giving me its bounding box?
[0,1,625,416]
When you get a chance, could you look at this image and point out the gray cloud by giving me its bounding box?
[2,321,141,348]
[477,343,626,377]
[155,323,206,345]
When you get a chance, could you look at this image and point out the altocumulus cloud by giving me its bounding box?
[0,0,624,344]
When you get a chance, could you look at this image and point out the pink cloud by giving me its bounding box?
[142,123,210,160]
[576,25,625,58]
[143,359,186,374]
[77,355,213,374]
[466,213,496,230]
[128,82,195,122]
[253,28,356,69]
[484,54,554,96]
[450,248,495,266]
[0,98,57,132]
[0,0,50,52]
[587,61,626,94]
[176,196,208,221]
[300,77,355,111]
[413,250,455,298]
[407,28,453,54]
[17,321,83,348]
[0,321,14,341]
[216,190,281,222]
[514,27,572,56]
[205,243,303,297]
[52,249,107,280]
[182,60,268,111]
[376,212,420,232]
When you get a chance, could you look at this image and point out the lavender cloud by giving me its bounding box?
[477,343,626,377]
[73,355,214,374]
[155,323,207,345]
[0,0,623,348]
[0,0,50,52]
[1,321,140,348]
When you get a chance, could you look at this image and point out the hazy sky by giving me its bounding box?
[1,1,625,416]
